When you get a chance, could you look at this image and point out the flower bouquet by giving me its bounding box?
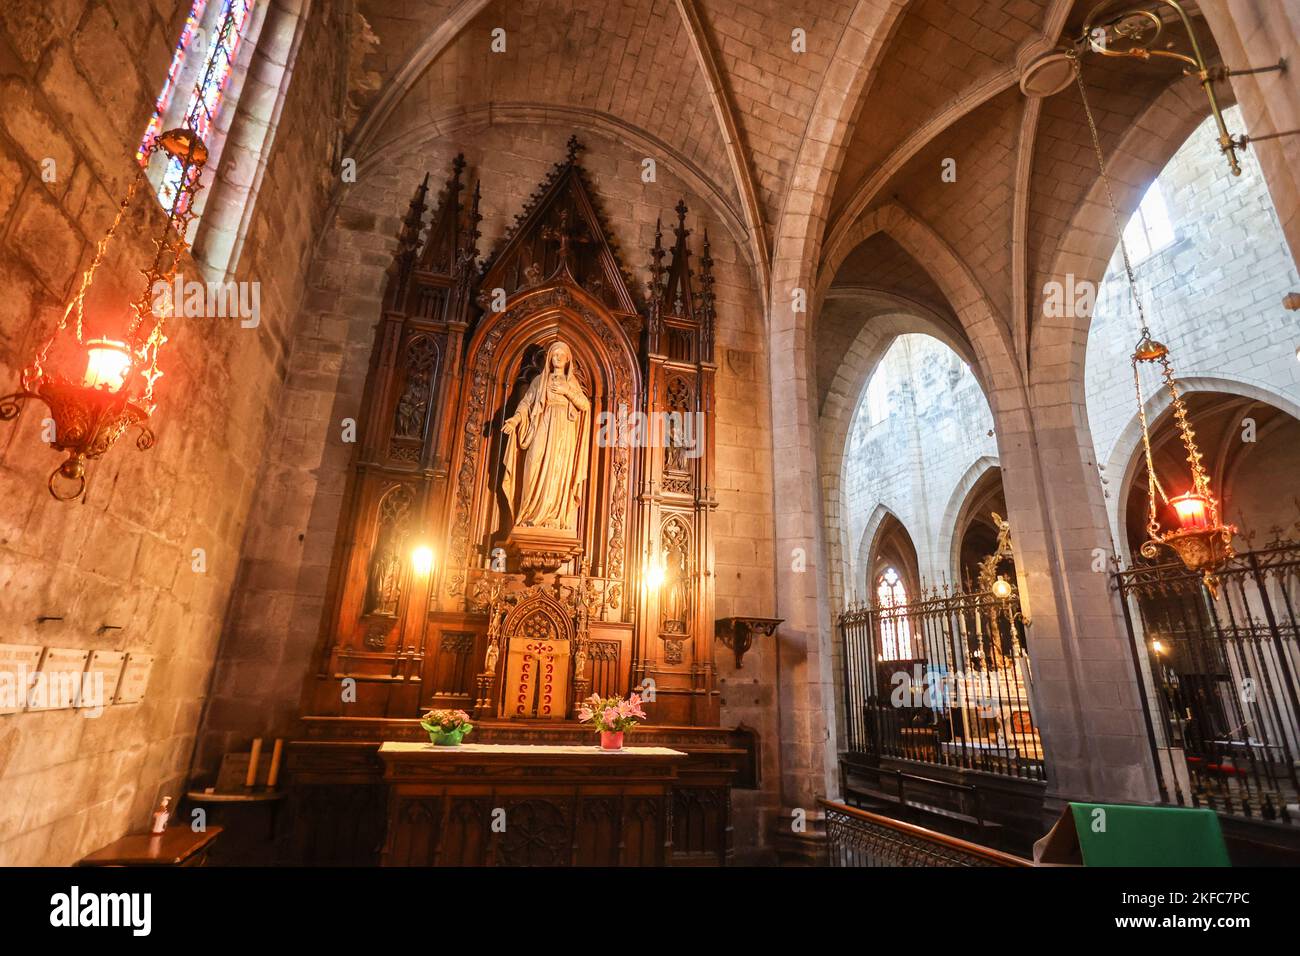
[420,708,473,746]
[577,692,646,751]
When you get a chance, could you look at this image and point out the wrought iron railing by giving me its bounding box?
[821,800,1031,867]
[837,588,1045,781]
[1113,543,1300,824]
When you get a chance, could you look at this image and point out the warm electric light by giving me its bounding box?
[643,556,665,592]
[1170,492,1212,532]
[82,339,133,392]
[411,545,434,576]
[991,576,1013,600]
[1151,640,1166,655]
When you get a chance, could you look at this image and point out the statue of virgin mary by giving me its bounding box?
[501,341,591,533]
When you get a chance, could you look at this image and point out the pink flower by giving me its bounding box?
[602,706,618,727]
[577,705,593,722]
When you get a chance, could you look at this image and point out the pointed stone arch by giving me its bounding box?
[1104,375,1300,564]
[856,504,919,605]
[349,105,755,282]
[936,455,1003,588]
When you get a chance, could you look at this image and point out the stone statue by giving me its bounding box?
[501,341,590,532]
[484,641,499,675]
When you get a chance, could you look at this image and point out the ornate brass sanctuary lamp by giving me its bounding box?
[1069,50,1236,595]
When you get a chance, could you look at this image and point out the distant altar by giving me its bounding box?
[277,140,754,866]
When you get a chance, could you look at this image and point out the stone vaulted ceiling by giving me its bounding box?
[348,0,1230,371]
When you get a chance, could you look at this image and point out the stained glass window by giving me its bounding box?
[138,0,256,215]
[876,567,914,660]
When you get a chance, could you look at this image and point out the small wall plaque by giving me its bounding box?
[29,647,90,711]
[0,644,42,715]
[84,650,127,710]
[114,653,154,704]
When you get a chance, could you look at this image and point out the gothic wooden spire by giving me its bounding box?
[383,172,430,311]
[698,228,716,361]
[418,153,467,274]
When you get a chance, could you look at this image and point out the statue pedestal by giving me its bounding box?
[504,528,583,576]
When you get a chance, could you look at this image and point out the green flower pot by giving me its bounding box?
[421,721,472,746]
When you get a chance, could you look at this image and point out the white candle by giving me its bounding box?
[266,738,284,789]
[246,737,262,789]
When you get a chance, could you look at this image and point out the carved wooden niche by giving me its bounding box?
[472,318,627,582]
[446,140,641,595]
[387,335,440,466]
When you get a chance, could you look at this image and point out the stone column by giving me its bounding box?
[993,371,1162,810]
[1200,2,1300,267]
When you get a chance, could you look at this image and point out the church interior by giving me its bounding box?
[0,0,1299,872]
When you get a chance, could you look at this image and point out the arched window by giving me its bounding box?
[876,566,914,660]
[136,0,309,278]
[139,1,258,222]
[1121,179,1176,262]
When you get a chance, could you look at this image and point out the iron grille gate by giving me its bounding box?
[1114,544,1300,824]
[838,588,1045,781]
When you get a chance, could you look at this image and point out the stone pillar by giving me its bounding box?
[993,373,1162,810]
[1200,2,1300,267]
[767,280,840,860]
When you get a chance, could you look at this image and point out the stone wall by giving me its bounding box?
[197,122,783,857]
[0,0,348,864]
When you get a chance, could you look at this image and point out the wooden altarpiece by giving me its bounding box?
[283,140,751,866]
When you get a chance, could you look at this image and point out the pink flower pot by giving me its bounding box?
[600,730,624,751]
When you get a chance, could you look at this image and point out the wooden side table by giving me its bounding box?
[77,827,222,867]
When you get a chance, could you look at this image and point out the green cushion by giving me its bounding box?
[1068,803,1230,867]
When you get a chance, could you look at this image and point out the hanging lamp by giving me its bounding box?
[0,28,222,500]
[1071,52,1235,594]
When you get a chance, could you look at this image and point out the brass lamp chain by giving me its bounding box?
[23,169,148,393]
[1070,53,1148,338]
[1071,53,1163,537]
[1070,52,1222,547]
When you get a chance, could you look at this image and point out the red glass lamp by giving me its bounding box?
[0,130,206,500]
[1170,491,1212,532]
[1132,335,1235,591]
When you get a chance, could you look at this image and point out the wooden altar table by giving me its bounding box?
[378,742,687,866]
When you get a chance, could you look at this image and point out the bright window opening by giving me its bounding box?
[876,567,914,660]
[1122,180,1176,262]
